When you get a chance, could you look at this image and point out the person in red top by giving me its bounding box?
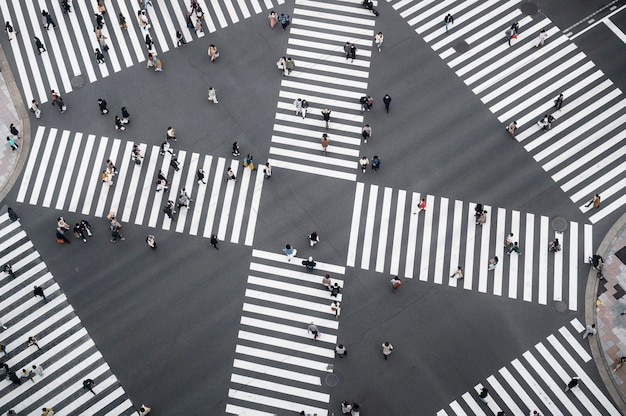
[413,198,426,214]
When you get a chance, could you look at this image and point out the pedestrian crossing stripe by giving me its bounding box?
[225,248,345,415]
[437,319,621,416]
[0,0,285,104]
[16,126,263,246]
[0,214,136,415]
[347,183,593,310]
[388,0,626,224]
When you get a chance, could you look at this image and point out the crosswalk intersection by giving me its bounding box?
[0,0,284,104]
[436,319,621,416]
[388,0,626,224]
[0,213,136,415]
[225,249,345,415]
[268,0,377,181]
[16,126,264,245]
[347,182,593,311]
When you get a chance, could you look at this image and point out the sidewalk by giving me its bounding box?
[588,210,626,413]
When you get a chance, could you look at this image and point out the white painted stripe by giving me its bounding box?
[292,18,374,37]
[523,213,535,302]
[95,138,121,217]
[251,249,345,274]
[411,0,479,31]
[404,192,420,278]
[230,164,253,242]
[461,391,486,415]
[0,0,34,103]
[231,374,329,402]
[570,318,586,333]
[49,0,80,76]
[289,28,373,47]
[605,18,626,43]
[241,315,336,343]
[55,132,83,210]
[390,190,406,276]
[474,383,502,415]
[239,330,334,358]
[109,141,135,216]
[278,90,363,114]
[227,0,244,23]
[462,204,476,289]
[29,128,58,205]
[122,142,147,223]
[477,205,492,293]
[272,135,360,157]
[248,0,262,15]
[218,160,239,240]
[433,197,448,285]
[245,289,334,316]
[117,0,146,62]
[418,194,435,281]
[269,147,357,169]
[583,224,593,264]
[399,0,436,19]
[556,328,591,362]
[204,157,226,238]
[82,135,109,215]
[392,0,415,11]
[289,70,369,89]
[106,400,136,416]
[568,222,579,311]
[145,1,170,53]
[171,2,194,43]
[547,335,622,415]
[499,366,541,411]
[138,145,162,226]
[225,403,275,416]
[162,151,186,230]
[99,1,133,68]
[569,157,626,200]
[209,0,229,28]
[233,359,321,385]
[375,187,393,272]
[538,216,549,305]
[249,263,344,286]
[228,389,328,416]
[176,153,199,233]
[267,158,357,181]
[347,182,365,267]
[293,8,375,26]
[589,191,626,224]
[69,134,95,212]
[273,124,361,145]
[298,0,374,16]
[360,185,378,270]
[492,208,506,296]
[73,0,108,78]
[486,375,524,415]
[436,410,448,416]
[512,358,563,415]
[247,275,342,302]
[245,162,264,246]
[83,0,121,72]
[507,210,519,299]
[190,155,213,236]
[553,231,564,302]
[242,303,339,330]
[281,79,364,100]
[449,400,467,415]
[447,200,463,287]
[286,45,372,68]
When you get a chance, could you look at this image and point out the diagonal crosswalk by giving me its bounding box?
[268,0,378,181]
[16,126,264,246]
[0,214,136,415]
[347,182,593,310]
[225,249,345,415]
[436,319,621,416]
[388,0,626,224]
[0,0,284,104]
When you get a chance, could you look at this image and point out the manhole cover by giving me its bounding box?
[454,41,469,54]
[520,2,538,16]
[71,75,85,89]
[552,217,568,232]
[554,301,568,312]
[325,373,339,387]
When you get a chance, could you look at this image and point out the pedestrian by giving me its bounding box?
[382,94,391,113]
[110,221,125,242]
[20,368,34,383]
[374,32,383,52]
[549,238,561,253]
[51,90,66,113]
[83,378,96,395]
[42,408,55,416]
[119,12,127,29]
[101,170,114,185]
[344,42,351,60]
[301,99,309,119]
[96,28,108,51]
[331,301,340,318]
[382,341,393,359]
[321,134,330,154]
[176,30,186,47]
[121,107,130,124]
[8,207,19,221]
[307,322,320,340]
[160,140,174,156]
[371,155,381,172]
[268,10,278,28]
[97,98,109,114]
[169,154,180,171]
[232,142,240,156]
[582,324,596,339]
[302,256,316,270]
[8,371,21,385]
[359,156,369,172]
[155,178,168,192]
[507,242,521,255]
[33,286,46,301]
[361,124,371,143]
[34,37,46,54]
[534,29,548,47]
[554,93,564,110]
[444,13,454,32]
[365,95,374,111]
[243,154,255,171]
[9,123,19,139]
[412,198,426,214]
[5,21,16,41]
[614,357,626,372]
[283,244,297,261]
[335,344,347,358]
[278,13,289,30]
[106,159,117,175]
[0,342,8,356]
[450,266,463,279]
[196,168,206,184]
[285,57,295,75]
[585,193,601,208]
[166,127,177,142]
[210,234,219,250]
[341,402,353,414]
[208,87,218,103]
[145,33,153,51]
[56,226,71,244]
[308,231,319,247]
[97,1,106,14]
[163,200,176,220]
[146,235,156,249]
[32,364,44,377]
[477,210,488,226]
[263,162,272,179]
[208,44,218,62]
[349,43,357,62]
[147,53,162,71]
[61,0,71,12]
[511,21,519,35]
[2,263,14,279]
[488,256,499,271]
[293,98,302,115]
[478,387,489,403]
[41,10,57,30]
[321,107,331,129]
[322,274,331,290]
[330,282,341,297]
[30,99,42,118]
[95,48,106,64]
[505,28,514,47]
[391,276,401,291]
[138,10,149,30]
[506,121,517,139]
[139,404,151,415]
[177,188,192,208]
[225,167,237,182]
[115,116,126,131]
[564,377,580,391]
[6,137,18,152]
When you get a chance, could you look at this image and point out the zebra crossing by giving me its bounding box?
[16,126,264,245]
[0,213,136,415]
[268,0,377,181]
[436,318,621,416]
[225,249,345,415]
[0,0,283,105]
[388,0,626,224]
[347,182,594,310]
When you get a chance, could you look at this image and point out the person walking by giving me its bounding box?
[371,155,381,172]
[33,286,46,302]
[301,99,309,119]
[145,33,154,51]
[225,167,237,182]
[5,21,16,41]
[361,124,371,143]
[507,242,521,255]
[51,90,66,113]
[160,140,174,156]
[382,94,391,113]
[505,27,514,47]
[208,87,218,103]
[374,32,383,52]
[330,282,341,297]
[42,10,57,30]
[196,168,206,184]
[263,162,272,179]
[382,341,393,359]
[506,121,517,139]
[232,142,240,157]
[97,98,109,114]
[176,30,186,47]
[308,231,319,247]
[478,387,489,403]
[321,134,330,155]
[6,137,18,152]
[582,324,596,339]
[119,12,127,29]
[293,98,302,116]
[549,238,561,253]
[83,378,96,395]
[115,116,126,131]
[95,48,106,64]
[101,170,114,185]
[10,123,20,139]
[308,322,320,340]
[145,234,156,249]
[21,368,35,383]
[285,57,295,75]
[335,344,347,358]
[585,193,601,208]
[488,257,499,271]
[444,13,454,32]
[278,13,290,30]
[0,342,8,357]
[243,154,255,171]
[268,11,278,28]
[208,44,218,62]
[30,99,42,118]
[34,37,46,54]
[344,42,351,60]
[450,266,463,279]
[166,127,177,142]
[412,198,426,214]
[331,301,340,318]
[163,201,176,220]
[32,364,44,377]
[8,207,19,221]
[321,108,331,129]
[554,93,564,110]
[391,276,401,291]
[139,404,151,415]
[283,244,297,261]
[27,336,41,350]
[210,234,219,250]
[477,210,488,226]
[564,377,580,391]
[534,29,548,47]
[302,256,316,270]
[349,43,357,62]
[359,156,369,172]
[177,188,192,208]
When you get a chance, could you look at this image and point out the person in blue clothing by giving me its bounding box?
[278,13,289,30]
[371,155,381,171]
